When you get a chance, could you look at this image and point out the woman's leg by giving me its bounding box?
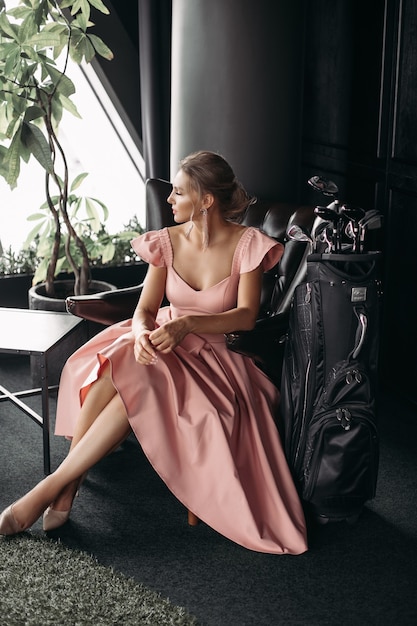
[51,362,121,512]
[8,391,132,531]
[71,362,118,446]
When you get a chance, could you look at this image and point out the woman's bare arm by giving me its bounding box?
[149,265,263,354]
[131,265,167,363]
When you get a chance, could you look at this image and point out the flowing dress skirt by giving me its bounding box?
[56,307,308,555]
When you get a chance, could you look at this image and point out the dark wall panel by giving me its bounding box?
[300,0,417,405]
[303,0,353,152]
[380,186,417,403]
[392,0,417,165]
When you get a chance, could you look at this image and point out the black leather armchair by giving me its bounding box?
[66,178,315,386]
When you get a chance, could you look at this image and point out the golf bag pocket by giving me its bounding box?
[301,404,379,518]
[301,356,379,515]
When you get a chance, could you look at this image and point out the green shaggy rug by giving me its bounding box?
[0,534,199,625]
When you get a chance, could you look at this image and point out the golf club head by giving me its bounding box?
[345,221,355,240]
[314,206,339,222]
[313,220,333,253]
[340,204,366,222]
[313,206,347,252]
[308,175,339,197]
[286,223,314,245]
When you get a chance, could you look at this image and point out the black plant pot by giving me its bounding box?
[0,273,34,308]
[28,279,116,312]
[28,279,116,386]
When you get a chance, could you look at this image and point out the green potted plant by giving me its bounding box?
[0,0,140,302]
[24,174,143,308]
[0,212,144,308]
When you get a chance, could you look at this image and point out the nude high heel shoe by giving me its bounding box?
[42,506,71,531]
[42,477,84,532]
[0,504,26,536]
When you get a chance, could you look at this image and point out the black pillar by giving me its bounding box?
[139,0,172,180]
[170,0,305,201]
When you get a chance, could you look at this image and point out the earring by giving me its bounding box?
[201,208,209,249]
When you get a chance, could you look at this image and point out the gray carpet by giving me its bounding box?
[1,355,417,625]
[0,534,199,625]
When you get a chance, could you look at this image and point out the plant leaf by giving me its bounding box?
[27,212,48,222]
[116,230,139,241]
[26,30,63,48]
[32,257,49,285]
[85,197,101,231]
[0,11,19,40]
[45,65,76,97]
[88,0,110,15]
[0,102,9,136]
[100,240,115,264]
[4,46,20,76]
[74,10,88,32]
[5,127,22,188]
[21,121,54,174]
[70,172,88,191]
[59,92,81,118]
[23,221,45,248]
[69,28,96,63]
[88,196,109,220]
[88,33,113,60]
[19,11,38,42]
[0,144,8,177]
[24,105,44,122]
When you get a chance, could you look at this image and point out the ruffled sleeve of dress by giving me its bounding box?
[130,228,172,267]
[237,227,284,274]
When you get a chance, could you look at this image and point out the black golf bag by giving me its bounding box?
[280,252,381,523]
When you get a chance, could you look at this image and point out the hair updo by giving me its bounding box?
[178,150,254,221]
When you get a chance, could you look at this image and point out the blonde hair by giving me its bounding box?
[179,150,254,222]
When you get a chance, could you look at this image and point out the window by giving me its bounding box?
[0,58,146,254]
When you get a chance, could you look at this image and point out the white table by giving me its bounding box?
[0,308,84,474]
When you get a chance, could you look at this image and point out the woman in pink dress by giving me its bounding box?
[0,151,307,554]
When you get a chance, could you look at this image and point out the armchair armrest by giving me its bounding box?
[225,313,289,359]
[225,312,289,385]
[66,284,144,326]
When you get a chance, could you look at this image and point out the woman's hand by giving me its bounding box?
[148,317,190,354]
[133,330,158,365]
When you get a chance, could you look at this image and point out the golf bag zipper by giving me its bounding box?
[293,282,317,476]
[301,356,378,501]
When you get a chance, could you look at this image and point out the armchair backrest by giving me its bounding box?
[145,178,316,320]
[146,178,175,231]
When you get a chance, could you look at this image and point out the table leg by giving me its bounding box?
[40,355,51,475]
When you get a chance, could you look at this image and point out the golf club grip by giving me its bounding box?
[352,311,367,359]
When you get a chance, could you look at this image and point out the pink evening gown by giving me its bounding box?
[55,226,308,555]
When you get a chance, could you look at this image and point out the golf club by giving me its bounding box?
[314,206,341,252]
[358,210,383,251]
[308,176,339,197]
[286,224,314,252]
[307,174,382,254]
[313,220,333,253]
[340,204,366,253]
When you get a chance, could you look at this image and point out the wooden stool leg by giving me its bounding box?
[187,509,199,526]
